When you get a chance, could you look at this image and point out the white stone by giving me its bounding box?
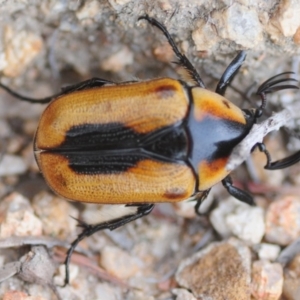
[0,154,27,176]
[257,243,281,261]
[210,197,265,244]
[226,205,265,244]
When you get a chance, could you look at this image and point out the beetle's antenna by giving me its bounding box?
[256,72,298,94]
[255,72,299,119]
[138,15,206,88]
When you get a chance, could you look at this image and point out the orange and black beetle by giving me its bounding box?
[1,15,299,284]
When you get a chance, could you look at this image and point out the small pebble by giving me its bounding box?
[3,26,43,77]
[101,47,133,72]
[0,154,27,176]
[0,193,42,238]
[210,197,265,244]
[256,243,281,261]
[176,238,251,299]
[32,191,79,239]
[100,245,143,279]
[251,260,283,300]
[265,195,300,246]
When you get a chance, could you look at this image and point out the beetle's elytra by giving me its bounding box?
[0,15,299,285]
[35,78,252,204]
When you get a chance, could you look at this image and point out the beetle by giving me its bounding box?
[0,15,299,285]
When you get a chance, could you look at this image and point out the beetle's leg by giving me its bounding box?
[222,175,254,205]
[64,203,154,286]
[138,15,205,88]
[60,78,114,93]
[0,77,113,104]
[265,150,300,170]
[194,189,211,216]
[215,51,247,96]
[253,142,272,167]
[251,73,300,166]
[255,142,300,170]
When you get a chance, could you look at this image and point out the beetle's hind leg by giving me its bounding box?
[0,77,113,104]
[222,175,254,205]
[138,15,205,88]
[255,142,300,170]
[64,203,154,286]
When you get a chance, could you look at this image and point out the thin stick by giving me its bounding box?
[226,109,292,171]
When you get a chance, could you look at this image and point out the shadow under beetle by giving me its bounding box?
[1,15,299,285]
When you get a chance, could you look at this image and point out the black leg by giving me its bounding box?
[215,51,247,96]
[222,175,254,206]
[60,78,114,93]
[64,203,154,286]
[194,189,211,216]
[138,15,205,88]
[0,77,113,104]
[254,142,272,168]
[252,73,299,168]
[265,150,300,170]
[255,142,300,170]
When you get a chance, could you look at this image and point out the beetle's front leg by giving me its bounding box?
[255,142,300,170]
[64,203,154,286]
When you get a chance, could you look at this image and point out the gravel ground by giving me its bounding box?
[1,1,300,300]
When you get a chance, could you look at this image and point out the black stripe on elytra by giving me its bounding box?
[45,122,190,174]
